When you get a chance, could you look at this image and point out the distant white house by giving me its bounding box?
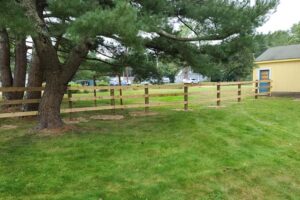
[175,67,209,83]
[109,67,135,85]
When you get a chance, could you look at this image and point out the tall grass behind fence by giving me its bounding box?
[0,81,271,119]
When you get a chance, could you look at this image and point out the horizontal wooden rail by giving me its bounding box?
[188,92,271,105]
[67,84,184,91]
[188,92,215,97]
[0,87,44,92]
[213,90,241,94]
[68,94,145,101]
[254,86,272,89]
[217,81,255,86]
[0,111,38,119]
[65,92,186,102]
[189,99,220,104]
[68,85,141,91]
[0,102,186,119]
[0,99,40,105]
[0,81,271,93]
[148,93,185,97]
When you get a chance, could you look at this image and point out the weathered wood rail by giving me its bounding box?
[0,80,272,119]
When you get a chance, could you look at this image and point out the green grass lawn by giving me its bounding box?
[1,97,300,199]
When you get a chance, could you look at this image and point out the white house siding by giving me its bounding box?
[175,67,209,83]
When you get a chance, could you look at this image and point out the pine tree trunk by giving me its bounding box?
[33,39,90,129]
[37,73,66,129]
[20,0,91,130]
[12,38,27,99]
[25,49,43,111]
[0,28,13,100]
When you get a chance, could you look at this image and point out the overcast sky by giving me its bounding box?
[257,0,300,33]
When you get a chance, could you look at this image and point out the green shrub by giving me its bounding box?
[96,80,109,92]
[96,80,109,86]
[67,82,82,94]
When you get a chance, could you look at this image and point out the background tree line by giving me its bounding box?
[254,22,300,57]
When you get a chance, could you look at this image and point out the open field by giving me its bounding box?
[0,97,300,199]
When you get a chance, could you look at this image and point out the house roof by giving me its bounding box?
[256,44,300,62]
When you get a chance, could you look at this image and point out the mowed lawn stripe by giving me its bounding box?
[0,98,300,200]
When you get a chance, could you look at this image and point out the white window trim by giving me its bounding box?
[257,68,272,80]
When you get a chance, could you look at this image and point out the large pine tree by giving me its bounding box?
[0,0,278,129]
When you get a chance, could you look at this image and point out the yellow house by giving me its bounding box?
[253,44,300,96]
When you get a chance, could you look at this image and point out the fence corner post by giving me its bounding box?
[255,80,259,99]
[119,87,124,106]
[144,84,149,112]
[110,87,115,113]
[217,82,221,106]
[238,83,242,102]
[184,83,188,111]
[93,75,97,107]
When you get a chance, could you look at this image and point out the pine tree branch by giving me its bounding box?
[84,57,120,67]
[60,39,93,83]
[57,50,119,67]
[19,0,49,37]
[177,16,200,38]
[157,29,238,42]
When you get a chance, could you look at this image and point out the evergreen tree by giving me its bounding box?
[0,28,28,101]
[0,0,278,129]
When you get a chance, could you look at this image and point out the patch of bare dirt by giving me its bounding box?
[207,105,226,109]
[0,125,18,130]
[172,109,193,112]
[90,115,124,120]
[36,125,77,137]
[129,111,159,117]
[64,117,89,124]
[293,98,300,101]
[1,106,21,113]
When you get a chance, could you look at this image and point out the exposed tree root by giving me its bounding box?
[172,109,193,112]
[0,125,18,130]
[129,111,158,117]
[34,125,76,136]
[64,117,89,124]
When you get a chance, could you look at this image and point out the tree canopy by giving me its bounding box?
[0,0,279,129]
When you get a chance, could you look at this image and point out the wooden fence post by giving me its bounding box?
[144,84,149,112]
[255,80,259,99]
[118,74,124,106]
[67,88,73,119]
[269,80,272,97]
[119,87,124,106]
[93,75,97,107]
[217,82,221,106]
[184,83,188,111]
[238,83,241,102]
[110,88,115,113]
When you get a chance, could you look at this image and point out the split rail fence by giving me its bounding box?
[0,80,271,119]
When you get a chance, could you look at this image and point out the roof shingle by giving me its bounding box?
[256,44,300,62]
